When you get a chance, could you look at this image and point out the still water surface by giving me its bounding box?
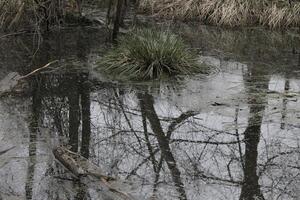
[0,25,300,200]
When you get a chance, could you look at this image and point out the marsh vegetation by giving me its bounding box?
[140,0,300,28]
[98,29,204,80]
[1,0,300,35]
[0,0,75,31]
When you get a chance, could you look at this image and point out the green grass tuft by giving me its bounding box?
[98,29,203,80]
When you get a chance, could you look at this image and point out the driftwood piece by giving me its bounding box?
[53,146,86,177]
[53,146,134,200]
[53,146,114,180]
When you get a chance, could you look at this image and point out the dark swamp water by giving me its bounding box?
[0,25,300,200]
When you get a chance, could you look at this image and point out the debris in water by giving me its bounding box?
[0,60,58,96]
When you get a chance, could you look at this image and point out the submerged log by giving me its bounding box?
[53,146,135,200]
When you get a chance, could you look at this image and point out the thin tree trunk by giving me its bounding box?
[133,0,140,24]
[112,0,124,41]
[106,0,114,25]
[80,78,91,159]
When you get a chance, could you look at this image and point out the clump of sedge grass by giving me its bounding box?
[98,29,203,80]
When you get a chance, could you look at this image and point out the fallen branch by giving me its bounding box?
[53,146,133,200]
[0,146,15,156]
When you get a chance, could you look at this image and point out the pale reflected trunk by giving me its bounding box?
[280,79,289,129]
[68,75,80,152]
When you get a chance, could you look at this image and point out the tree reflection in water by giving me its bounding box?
[25,72,92,199]
[139,92,188,200]
[25,76,42,200]
[1,33,300,199]
[17,61,299,200]
[239,66,269,200]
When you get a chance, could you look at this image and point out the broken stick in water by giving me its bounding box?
[20,60,59,80]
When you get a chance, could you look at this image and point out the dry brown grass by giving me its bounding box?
[139,0,300,28]
[0,0,78,31]
[260,3,300,28]
[0,0,27,29]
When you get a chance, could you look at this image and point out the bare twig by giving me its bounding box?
[0,31,27,39]
[0,146,15,156]
[20,60,59,80]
